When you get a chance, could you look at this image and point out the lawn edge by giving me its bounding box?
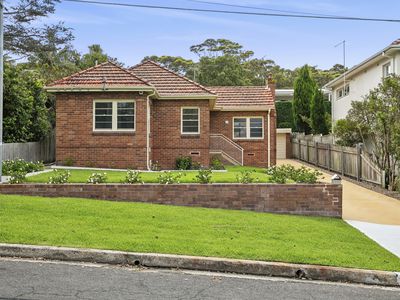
[0,243,398,287]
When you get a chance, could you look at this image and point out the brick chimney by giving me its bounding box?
[267,74,276,100]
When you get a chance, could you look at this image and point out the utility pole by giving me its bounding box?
[0,0,4,183]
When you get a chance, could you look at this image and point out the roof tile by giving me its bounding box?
[47,61,151,88]
[210,86,275,109]
[129,60,215,97]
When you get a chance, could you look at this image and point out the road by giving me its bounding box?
[0,258,398,300]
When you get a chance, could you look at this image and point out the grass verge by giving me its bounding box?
[0,195,399,271]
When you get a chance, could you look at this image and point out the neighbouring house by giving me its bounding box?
[324,38,400,123]
[45,60,277,169]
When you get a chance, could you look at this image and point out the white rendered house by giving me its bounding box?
[324,39,400,123]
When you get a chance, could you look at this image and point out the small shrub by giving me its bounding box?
[176,156,192,170]
[64,157,75,167]
[151,161,161,171]
[236,170,256,184]
[124,170,143,184]
[157,171,183,184]
[191,161,202,170]
[8,170,27,184]
[266,165,289,184]
[196,168,212,184]
[87,172,107,184]
[266,164,322,184]
[48,169,71,184]
[3,159,44,175]
[211,156,225,170]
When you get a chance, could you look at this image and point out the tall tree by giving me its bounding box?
[4,0,73,57]
[142,55,196,79]
[292,65,316,134]
[310,87,329,134]
[80,44,118,69]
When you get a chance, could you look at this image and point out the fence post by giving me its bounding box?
[298,140,301,160]
[306,140,309,163]
[341,147,345,176]
[356,143,362,181]
[381,170,386,189]
[328,143,331,171]
[315,142,319,167]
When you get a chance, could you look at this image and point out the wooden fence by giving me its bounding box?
[292,138,385,187]
[1,133,55,163]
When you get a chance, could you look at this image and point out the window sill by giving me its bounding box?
[92,131,136,136]
[233,138,264,141]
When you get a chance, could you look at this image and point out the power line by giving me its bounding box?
[63,0,400,23]
[185,0,342,18]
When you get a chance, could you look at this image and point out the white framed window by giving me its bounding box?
[233,117,264,139]
[336,84,350,100]
[93,100,135,132]
[181,107,200,134]
[383,62,391,78]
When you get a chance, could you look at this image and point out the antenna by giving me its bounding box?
[335,40,346,89]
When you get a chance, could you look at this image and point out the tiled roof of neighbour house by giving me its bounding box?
[391,38,400,45]
[45,61,153,91]
[129,60,216,98]
[210,86,275,110]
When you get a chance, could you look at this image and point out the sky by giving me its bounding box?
[39,0,400,69]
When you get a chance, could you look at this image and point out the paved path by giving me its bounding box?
[1,258,399,300]
[278,159,400,258]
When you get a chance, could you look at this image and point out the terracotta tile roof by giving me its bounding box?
[129,60,215,97]
[210,86,275,109]
[391,38,400,45]
[47,61,151,89]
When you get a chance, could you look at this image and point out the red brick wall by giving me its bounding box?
[151,100,210,169]
[56,92,148,169]
[0,183,342,218]
[210,110,276,167]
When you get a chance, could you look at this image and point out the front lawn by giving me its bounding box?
[0,195,399,271]
[27,166,270,183]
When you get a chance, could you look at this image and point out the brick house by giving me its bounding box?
[46,60,276,169]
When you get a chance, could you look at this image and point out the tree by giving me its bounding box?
[26,46,82,83]
[310,87,329,134]
[292,65,316,134]
[80,44,118,69]
[4,0,73,57]
[333,119,364,147]
[347,74,400,190]
[142,55,196,79]
[3,62,51,142]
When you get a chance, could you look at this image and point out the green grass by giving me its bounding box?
[27,166,270,183]
[0,195,399,271]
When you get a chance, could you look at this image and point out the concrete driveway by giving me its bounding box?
[278,159,400,257]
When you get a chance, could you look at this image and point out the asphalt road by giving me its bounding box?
[0,258,399,300]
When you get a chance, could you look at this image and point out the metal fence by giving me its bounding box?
[292,137,385,187]
[2,133,55,163]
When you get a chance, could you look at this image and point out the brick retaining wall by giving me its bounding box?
[0,183,342,217]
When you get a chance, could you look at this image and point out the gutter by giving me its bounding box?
[146,91,156,170]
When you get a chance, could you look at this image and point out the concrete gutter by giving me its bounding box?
[0,243,398,287]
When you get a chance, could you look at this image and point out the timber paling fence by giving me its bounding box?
[291,137,385,188]
[2,133,55,163]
